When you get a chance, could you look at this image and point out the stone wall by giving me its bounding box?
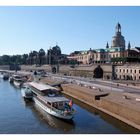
[40,76,140,130]
[101,100,140,125]
[60,64,112,79]
[21,65,52,72]
[61,84,140,130]
[21,64,113,79]
[0,65,10,70]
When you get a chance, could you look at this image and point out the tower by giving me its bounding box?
[106,42,109,49]
[115,22,121,34]
[111,23,125,50]
[128,41,131,50]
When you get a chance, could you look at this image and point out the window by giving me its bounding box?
[120,75,121,79]
[135,70,136,73]
[101,54,103,59]
[127,69,128,73]
[113,54,115,58]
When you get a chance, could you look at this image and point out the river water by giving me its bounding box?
[0,78,139,134]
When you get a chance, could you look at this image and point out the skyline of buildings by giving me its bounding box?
[67,23,140,64]
[0,22,140,66]
[0,7,140,55]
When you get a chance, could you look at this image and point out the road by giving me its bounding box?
[47,74,140,95]
[2,69,139,95]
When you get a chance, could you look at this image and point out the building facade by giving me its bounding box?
[46,45,68,65]
[115,64,140,81]
[67,23,140,64]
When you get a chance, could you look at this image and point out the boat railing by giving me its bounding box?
[51,105,75,116]
[30,85,75,116]
[35,94,75,116]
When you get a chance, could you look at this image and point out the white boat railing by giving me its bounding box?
[29,85,75,117]
[35,94,75,116]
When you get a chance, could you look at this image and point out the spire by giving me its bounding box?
[106,42,109,49]
[128,41,131,50]
[116,22,121,33]
[56,42,58,46]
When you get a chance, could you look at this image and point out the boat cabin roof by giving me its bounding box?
[29,82,58,91]
[12,74,21,78]
[45,96,69,103]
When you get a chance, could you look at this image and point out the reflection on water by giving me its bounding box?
[23,101,75,133]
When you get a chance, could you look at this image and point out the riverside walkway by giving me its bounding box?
[40,76,140,131]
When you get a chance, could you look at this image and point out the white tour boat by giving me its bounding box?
[26,82,76,120]
[12,74,27,88]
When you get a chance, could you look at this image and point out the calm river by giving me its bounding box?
[0,78,139,134]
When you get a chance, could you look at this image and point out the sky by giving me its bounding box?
[0,6,140,55]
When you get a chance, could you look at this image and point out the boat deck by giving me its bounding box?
[44,96,69,103]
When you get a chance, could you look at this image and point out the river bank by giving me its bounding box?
[1,77,138,133]
[0,68,140,132]
[40,76,140,131]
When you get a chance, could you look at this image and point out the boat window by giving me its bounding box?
[42,89,61,97]
[47,102,51,106]
[59,102,63,106]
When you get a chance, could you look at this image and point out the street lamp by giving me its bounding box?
[57,59,60,73]
[49,48,51,65]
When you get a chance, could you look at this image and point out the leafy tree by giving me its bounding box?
[68,59,78,65]
[28,51,34,65]
[32,51,38,64]
[21,54,28,64]
[1,55,10,65]
[38,48,45,65]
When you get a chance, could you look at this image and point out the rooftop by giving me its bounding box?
[44,96,69,103]
[28,82,58,91]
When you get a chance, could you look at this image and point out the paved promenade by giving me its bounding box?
[40,76,140,131]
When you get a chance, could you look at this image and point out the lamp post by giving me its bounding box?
[57,59,60,73]
[110,76,112,93]
[49,49,51,65]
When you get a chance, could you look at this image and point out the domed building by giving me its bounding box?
[47,44,68,65]
[67,23,128,64]
[111,23,125,50]
[100,23,127,63]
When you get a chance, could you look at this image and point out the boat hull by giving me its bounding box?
[33,97,74,120]
[21,88,33,99]
[13,81,22,88]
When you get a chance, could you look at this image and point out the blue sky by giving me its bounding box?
[0,6,140,55]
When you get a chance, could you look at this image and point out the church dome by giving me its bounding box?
[111,23,125,49]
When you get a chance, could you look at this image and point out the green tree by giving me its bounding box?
[21,54,28,64]
[38,48,45,65]
[28,51,34,65]
[2,55,10,65]
[32,51,38,65]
